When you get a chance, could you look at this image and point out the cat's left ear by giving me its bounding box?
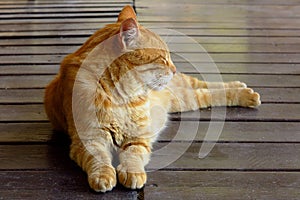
[119,18,139,50]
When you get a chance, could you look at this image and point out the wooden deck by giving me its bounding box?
[1,0,300,199]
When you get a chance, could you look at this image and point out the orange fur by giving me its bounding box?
[44,5,260,192]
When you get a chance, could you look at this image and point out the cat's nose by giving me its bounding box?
[170,64,176,75]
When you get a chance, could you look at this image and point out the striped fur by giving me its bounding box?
[44,5,260,192]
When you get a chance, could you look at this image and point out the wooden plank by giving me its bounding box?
[0,104,299,122]
[0,18,117,24]
[0,63,299,75]
[255,88,300,103]
[0,0,131,3]
[188,74,300,88]
[1,74,298,89]
[138,16,300,23]
[159,121,300,142]
[0,0,131,6]
[1,29,300,38]
[0,3,130,9]
[0,65,59,75]
[171,53,300,63]
[171,104,300,122]
[1,53,300,65]
[139,15,300,22]
[1,37,300,46]
[0,30,95,39]
[0,88,299,104]
[2,44,300,55]
[0,145,69,170]
[0,22,108,32]
[0,7,124,14]
[171,43,300,53]
[0,46,78,55]
[0,171,139,200]
[145,21,300,29]
[145,171,300,200]
[138,5,300,18]
[0,12,119,20]
[0,38,86,46]
[1,121,299,143]
[169,36,300,45]
[158,28,300,37]
[0,55,63,64]
[0,75,54,89]
[1,16,300,25]
[0,123,53,143]
[178,63,300,75]
[150,143,300,170]
[137,0,300,6]
[0,105,47,122]
[1,143,300,170]
[2,21,300,31]
[2,0,298,5]
[0,89,44,103]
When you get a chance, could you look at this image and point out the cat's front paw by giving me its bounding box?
[117,164,146,189]
[88,165,117,193]
[238,88,261,107]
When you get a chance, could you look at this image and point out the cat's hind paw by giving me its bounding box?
[117,164,146,189]
[88,165,117,193]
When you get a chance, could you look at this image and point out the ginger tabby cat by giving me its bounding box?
[44,5,260,192]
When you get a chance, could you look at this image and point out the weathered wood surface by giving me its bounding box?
[138,0,300,199]
[1,121,300,143]
[0,104,299,122]
[0,0,141,199]
[3,44,300,54]
[0,171,141,200]
[145,171,300,200]
[1,0,300,199]
[1,74,299,89]
[1,88,299,104]
[1,37,300,46]
[1,143,300,170]
[1,63,299,75]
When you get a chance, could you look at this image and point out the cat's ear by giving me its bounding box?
[117,5,137,23]
[119,18,139,50]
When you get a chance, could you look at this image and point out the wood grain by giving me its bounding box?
[145,171,300,200]
[1,121,299,143]
[0,104,299,122]
[1,74,299,89]
[1,143,299,170]
[0,171,140,200]
[1,88,298,104]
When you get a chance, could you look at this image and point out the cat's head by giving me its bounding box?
[116,6,177,91]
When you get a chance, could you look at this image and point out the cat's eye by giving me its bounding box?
[161,57,168,65]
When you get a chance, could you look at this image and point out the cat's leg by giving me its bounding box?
[69,134,116,192]
[157,87,260,113]
[194,87,261,108]
[117,139,151,189]
[171,73,247,89]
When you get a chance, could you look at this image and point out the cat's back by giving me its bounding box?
[43,21,122,132]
